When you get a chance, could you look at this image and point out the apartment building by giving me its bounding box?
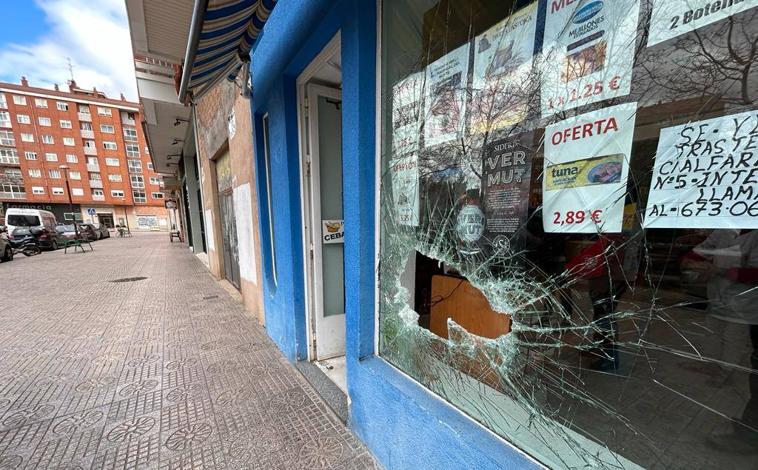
[0,77,170,230]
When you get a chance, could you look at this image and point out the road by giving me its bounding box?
[0,233,377,469]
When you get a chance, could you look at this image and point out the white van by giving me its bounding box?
[4,208,58,234]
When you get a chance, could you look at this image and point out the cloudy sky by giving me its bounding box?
[0,0,137,100]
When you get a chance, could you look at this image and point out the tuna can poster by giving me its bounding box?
[469,4,538,134]
[648,0,756,46]
[643,110,758,229]
[542,102,637,233]
[481,135,533,256]
[540,0,640,116]
[424,44,470,148]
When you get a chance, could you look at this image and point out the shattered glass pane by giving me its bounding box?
[378,0,758,468]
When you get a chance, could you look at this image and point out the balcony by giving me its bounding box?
[92,194,105,201]
[0,191,26,199]
[86,163,100,172]
[0,155,20,165]
[89,180,103,189]
[83,146,97,156]
[78,112,92,122]
[122,116,136,126]
[80,129,94,139]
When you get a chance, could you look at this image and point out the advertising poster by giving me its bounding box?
[643,109,758,229]
[648,0,757,46]
[392,72,424,156]
[541,0,640,116]
[542,102,637,233]
[424,44,470,147]
[390,155,420,226]
[469,4,538,134]
[481,135,533,256]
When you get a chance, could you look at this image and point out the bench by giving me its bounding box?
[63,237,93,254]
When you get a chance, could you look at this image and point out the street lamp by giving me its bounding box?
[59,165,79,239]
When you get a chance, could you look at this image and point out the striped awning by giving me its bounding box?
[179,0,276,103]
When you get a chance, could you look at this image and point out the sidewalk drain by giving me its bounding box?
[110,276,148,283]
[202,295,219,300]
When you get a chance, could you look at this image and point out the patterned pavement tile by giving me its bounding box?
[0,234,379,469]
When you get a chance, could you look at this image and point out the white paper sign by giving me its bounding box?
[541,0,640,116]
[392,73,424,156]
[469,4,538,133]
[233,183,258,284]
[543,102,637,233]
[648,0,757,46]
[424,44,470,147]
[390,155,420,226]
[322,220,344,244]
[643,110,758,229]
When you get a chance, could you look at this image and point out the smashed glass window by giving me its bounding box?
[378,0,758,468]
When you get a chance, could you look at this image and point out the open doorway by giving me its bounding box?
[298,34,346,395]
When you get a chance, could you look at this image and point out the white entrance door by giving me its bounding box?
[306,84,345,360]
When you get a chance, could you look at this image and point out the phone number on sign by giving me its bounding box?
[546,76,622,110]
[552,209,603,226]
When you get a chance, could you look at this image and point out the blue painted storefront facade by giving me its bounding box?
[248,1,538,468]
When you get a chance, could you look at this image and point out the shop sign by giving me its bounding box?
[648,0,755,46]
[541,0,640,115]
[424,43,470,147]
[322,219,344,244]
[643,109,758,228]
[542,102,637,233]
[481,134,533,256]
[470,3,538,133]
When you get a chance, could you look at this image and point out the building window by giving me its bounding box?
[100,124,114,133]
[151,192,164,200]
[92,189,104,197]
[17,114,30,124]
[41,135,54,144]
[97,107,112,116]
[127,160,142,173]
[132,191,146,203]
[48,169,61,179]
[62,137,75,146]
[0,94,6,109]
[261,113,277,285]
[144,146,150,155]
[105,158,119,166]
[0,111,11,128]
[13,95,26,106]
[0,148,18,164]
[108,174,122,182]
[56,102,68,111]
[34,98,47,108]
[123,127,138,142]
[89,172,101,181]
[66,154,77,163]
[84,140,96,149]
[25,151,37,160]
[71,188,83,196]
[52,187,64,195]
[103,141,117,150]
[126,144,139,158]
[78,104,90,114]
[69,171,81,180]
[28,169,41,178]
[31,186,44,195]
[130,175,144,189]
[111,190,124,198]
[60,119,72,129]
[20,133,33,143]
[38,117,51,126]
[146,162,153,170]
[45,153,57,162]
[1,131,17,146]
[149,177,161,185]
[80,122,92,131]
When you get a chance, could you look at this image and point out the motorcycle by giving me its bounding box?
[8,227,43,257]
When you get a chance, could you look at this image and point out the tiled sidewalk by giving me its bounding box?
[0,233,378,469]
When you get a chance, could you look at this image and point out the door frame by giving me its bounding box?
[296,32,341,361]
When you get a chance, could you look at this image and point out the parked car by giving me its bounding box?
[0,226,13,262]
[4,208,57,234]
[55,224,97,242]
[91,223,111,239]
[9,224,64,250]
[77,224,99,241]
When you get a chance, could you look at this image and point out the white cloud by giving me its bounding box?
[0,0,137,100]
